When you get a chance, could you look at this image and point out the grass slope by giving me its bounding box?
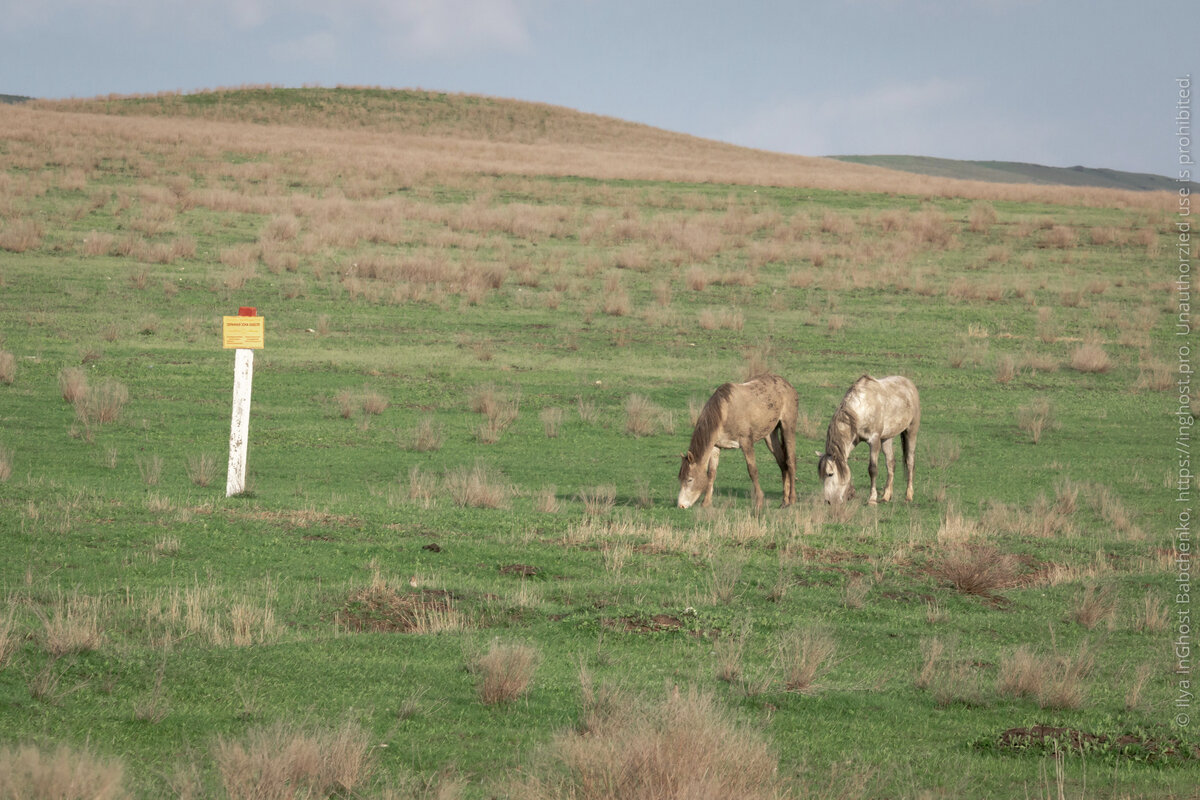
[0,87,1192,798]
[834,154,1196,193]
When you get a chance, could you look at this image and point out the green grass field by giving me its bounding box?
[0,89,1194,798]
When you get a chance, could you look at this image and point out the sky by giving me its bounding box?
[0,0,1192,177]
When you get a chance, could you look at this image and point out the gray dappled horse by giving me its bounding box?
[677,374,798,511]
[818,375,920,505]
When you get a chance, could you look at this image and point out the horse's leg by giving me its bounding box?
[768,425,795,507]
[881,438,896,503]
[741,440,764,511]
[702,447,720,507]
[902,428,916,502]
[867,439,882,505]
[783,423,797,506]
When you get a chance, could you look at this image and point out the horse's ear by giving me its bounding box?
[680,452,692,463]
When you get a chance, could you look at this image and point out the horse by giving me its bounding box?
[818,375,920,505]
[677,374,798,510]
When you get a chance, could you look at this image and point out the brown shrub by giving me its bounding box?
[996,644,1043,699]
[1135,590,1170,633]
[1041,224,1078,248]
[0,743,127,800]
[0,351,15,385]
[1071,583,1118,629]
[517,684,785,800]
[684,265,709,291]
[539,406,565,438]
[1016,397,1055,444]
[213,718,374,800]
[968,202,998,233]
[185,453,218,488]
[623,394,665,438]
[931,544,1019,597]
[74,379,129,427]
[915,637,988,707]
[0,218,43,252]
[777,625,838,694]
[360,390,389,416]
[40,592,104,657]
[404,417,444,452]
[475,641,540,705]
[445,462,511,509]
[578,484,617,516]
[1070,342,1112,374]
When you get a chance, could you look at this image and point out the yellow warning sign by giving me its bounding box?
[223,315,265,349]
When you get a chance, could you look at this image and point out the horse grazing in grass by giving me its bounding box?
[677,374,798,511]
[818,375,920,505]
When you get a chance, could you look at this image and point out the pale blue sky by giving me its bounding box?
[0,0,1191,176]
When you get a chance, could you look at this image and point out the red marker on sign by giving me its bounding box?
[239,306,257,317]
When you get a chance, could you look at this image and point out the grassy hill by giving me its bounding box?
[27,86,1175,207]
[834,154,1194,193]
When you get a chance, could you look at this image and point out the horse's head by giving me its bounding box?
[677,451,708,509]
[818,453,854,504]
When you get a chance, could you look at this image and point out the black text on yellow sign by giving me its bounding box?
[222,316,265,349]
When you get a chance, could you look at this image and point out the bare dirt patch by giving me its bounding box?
[339,586,456,633]
[980,725,1200,765]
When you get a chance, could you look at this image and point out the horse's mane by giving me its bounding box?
[683,383,734,464]
[825,376,870,463]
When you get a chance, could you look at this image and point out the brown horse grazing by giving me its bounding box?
[818,375,920,505]
[677,374,798,510]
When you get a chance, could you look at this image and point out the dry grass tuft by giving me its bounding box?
[360,390,389,416]
[996,644,1044,700]
[996,638,1094,710]
[58,367,88,403]
[1016,397,1056,444]
[776,625,838,694]
[475,640,541,705]
[213,718,374,800]
[185,453,218,488]
[470,384,520,443]
[0,607,19,668]
[515,682,785,800]
[713,623,749,685]
[74,378,129,428]
[915,637,988,707]
[967,202,997,233]
[404,416,444,452]
[931,544,1019,597]
[623,394,671,437]
[1036,640,1095,710]
[0,446,11,484]
[1070,342,1112,374]
[1135,590,1170,633]
[445,462,511,509]
[0,743,127,800]
[0,351,15,385]
[39,591,104,658]
[135,454,163,486]
[539,406,565,438]
[578,484,617,516]
[1070,583,1118,629]
[1041,224,1078,249]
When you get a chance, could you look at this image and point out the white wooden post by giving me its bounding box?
[226,347,254,497]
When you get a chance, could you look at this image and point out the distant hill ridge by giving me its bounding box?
[833,154,1193,194]
[9,87,1181,203]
